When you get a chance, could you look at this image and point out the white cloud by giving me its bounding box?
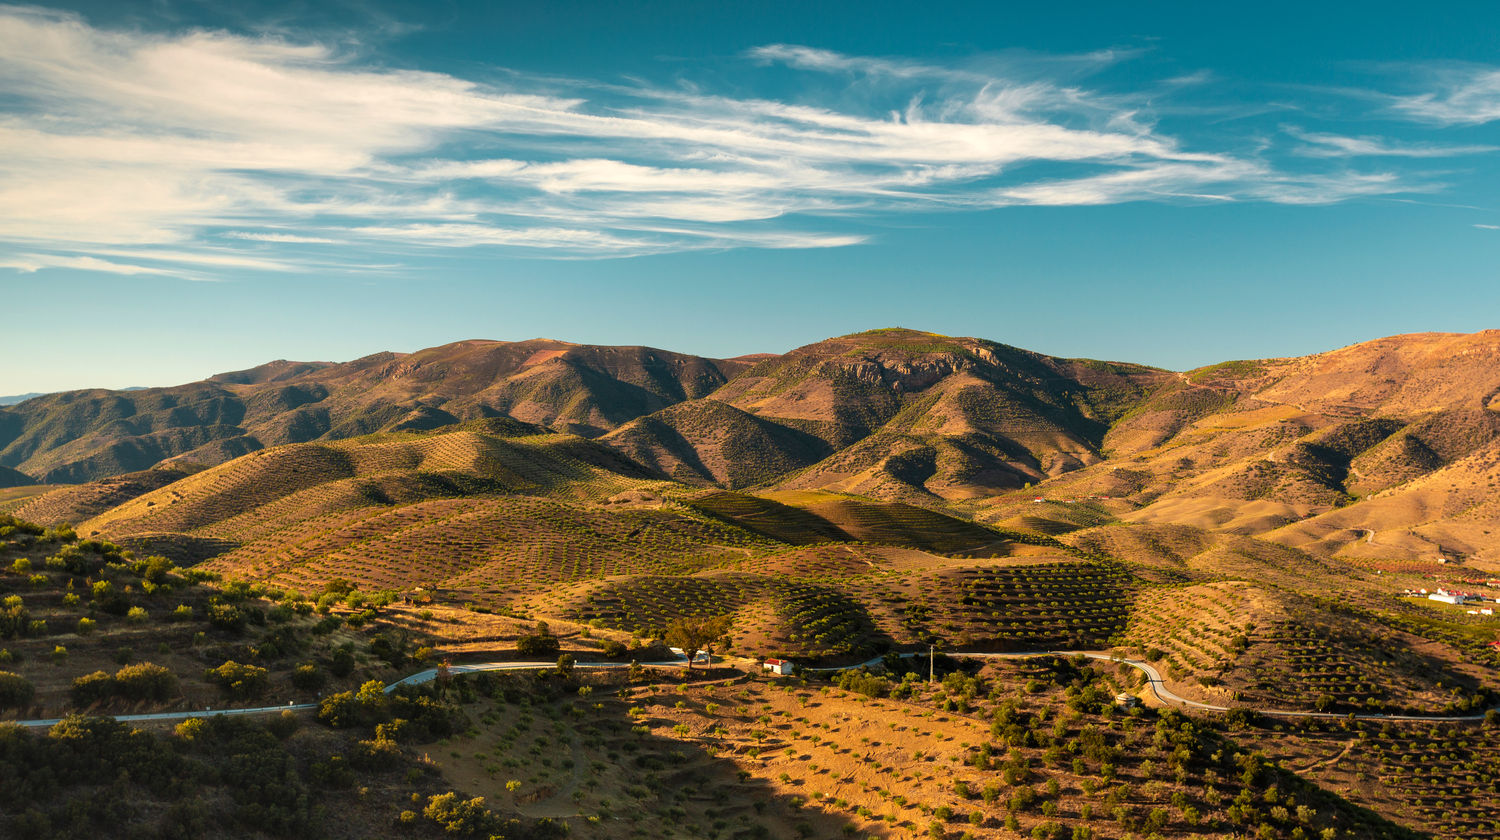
[1390,65,1500,125]
[223,231,340,244]
[1286,127,1497,158]
[1476,224,1500,230]
[0,6,1435,273]
[0,253,196,277]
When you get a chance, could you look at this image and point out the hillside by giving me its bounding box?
[0,339,748,483]
[614,329,1169,502]
[967,331,1500,564]
[0,465,33,488]
[9,327,1500,566]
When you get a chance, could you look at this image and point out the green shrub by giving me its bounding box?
[423,792,498,836]
[318,681,390,728]
[71,671,116,706]
[208,604,247,632]
[351,736,403,771]
[0,598,31,639]
[291,663,326,691]
[0,670,34,709]
[329,645,356,677]
[114,663,177,701]
[516,621,560,656]
[205,660,269,698]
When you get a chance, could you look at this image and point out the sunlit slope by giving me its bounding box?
[612,328,1168,501]
[1117,580,1487,714]
[1268,436,1500,563]
[1005,332,1500,561]
[14,465,195,526]
[0,338,748,482]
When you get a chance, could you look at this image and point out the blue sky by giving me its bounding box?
[3,0,1500,392]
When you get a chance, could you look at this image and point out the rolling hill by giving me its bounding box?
[610,328,1169,501]
[0,338,749,484]
[8,327,1500,565]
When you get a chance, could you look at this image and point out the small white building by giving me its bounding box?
[1114,692,1140,709]
[762,658,794,676]
[1429,588,1478,605]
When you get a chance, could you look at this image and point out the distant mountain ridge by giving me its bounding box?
[4,327,1500,564]
[0,339,747,483]
[0,393,49,406]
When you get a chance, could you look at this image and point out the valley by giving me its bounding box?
[1,327,1498,839]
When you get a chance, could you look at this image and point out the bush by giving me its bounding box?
[291,663,326,691]
[351,736,403,771]
[423,792,498,836]
[76,617,96,635]
[114,663,177,702]
[126,606,149,624]
[267,709,300,739]
[835,669,891,698]
[72,663,178,706]
[208,604,247,633]
[318,681,390,729]
[71,671,116,706]
[205,660,269,698]
[329,645,356,677]
[138,555,174,584]
[516,621,560,656]
[0,599,30,639]
[0,670,34,709]
[369,633,407,667]
[91,580,128,615]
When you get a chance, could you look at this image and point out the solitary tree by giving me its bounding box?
[665,615,731,675]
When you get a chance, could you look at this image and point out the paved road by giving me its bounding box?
[810,649,1499,723]
[7,652,705,729]
[7,647,1492,728]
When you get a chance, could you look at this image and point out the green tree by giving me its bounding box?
[665,615,731,673]
[516,621,560,656]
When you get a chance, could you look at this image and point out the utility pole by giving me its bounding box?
[929,643,935,684]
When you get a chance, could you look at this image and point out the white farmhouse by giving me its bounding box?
[762,658,794,676]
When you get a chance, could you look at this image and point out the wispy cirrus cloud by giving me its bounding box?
[1388,64,1500,125]
[0,5,1443,276]
[1285,127,1498,158]
[223,231,340,244]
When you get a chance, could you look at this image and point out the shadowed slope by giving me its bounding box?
[601,398,832,488]
[612,328,1169,500]
[0,464,33,488]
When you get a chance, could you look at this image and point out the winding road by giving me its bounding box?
[808,649,1500,723]
[7,648,1494,728]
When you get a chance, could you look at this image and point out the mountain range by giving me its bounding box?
[3,327,1498,565]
